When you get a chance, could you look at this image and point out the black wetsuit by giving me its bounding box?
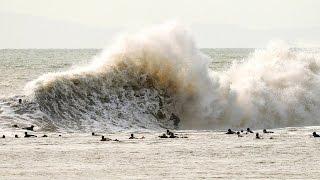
[313,133,320,137]
[159,134,168,138]
[263,129,274,133]
[101,136,107,141]
[256,133,261,139]
[24,133,36,138]
[247,128,254,133]
[226,129,236,134]
[129,134,137,139]
[169,134,178,138]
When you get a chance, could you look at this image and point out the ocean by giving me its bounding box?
[1,23,320,180]
[1,24,320,133]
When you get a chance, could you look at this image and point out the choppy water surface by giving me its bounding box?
[0,49,99,96]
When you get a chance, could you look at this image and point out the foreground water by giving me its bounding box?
[0,127,319,179]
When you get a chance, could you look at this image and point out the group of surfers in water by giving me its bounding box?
[2,125,320,140]
[97,129,187,142]
[226,128,274,139]
[3,99,320,140]
[1,124,58,138]
[226,128,320,139]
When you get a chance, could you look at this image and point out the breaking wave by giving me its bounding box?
[1,23,320,132]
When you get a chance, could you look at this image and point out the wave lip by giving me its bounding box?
[20,23,211,132]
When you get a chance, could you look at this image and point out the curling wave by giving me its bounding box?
[2,23,320,132]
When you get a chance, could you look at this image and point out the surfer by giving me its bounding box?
[18,98,22,104]
[42,135,48,137]
[263,129,274,133]
[2,135,5,138]
[312,132,320,137]
[166,129,171,135]
[15,135,19,138]
[226,129,236,134]
[12,124,19,128]
[92,132,100,136]
[169,132,178,138]
[159,133,168,138]
[247,128,254,134]
[129,134,136,139]
[255,133,261,139]
[100,136,111,141]
[22,125,35,131]
[24,132,37,138]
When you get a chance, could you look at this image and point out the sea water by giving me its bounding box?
[0,23,320,132]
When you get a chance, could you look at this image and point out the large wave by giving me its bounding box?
[2,23,320,132]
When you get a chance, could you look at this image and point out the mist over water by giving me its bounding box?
[1,23,320,132]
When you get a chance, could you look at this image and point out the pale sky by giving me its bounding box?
[1,0,320,48]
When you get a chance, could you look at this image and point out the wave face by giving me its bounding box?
[2,23,320,132]
[18,23,212,132]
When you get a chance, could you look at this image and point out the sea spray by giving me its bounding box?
[22,23,213,131]
[217,42,320,128]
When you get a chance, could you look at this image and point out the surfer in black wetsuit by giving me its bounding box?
[18,98,22,104]
[263,129,274,133]
[247,128,254,134]
[101,136,108,141]
[159,133,168,138]
[15,134,19,138]
[2,135,5,138]
[312,132,320,137]
[22,125,35,131]
[166,129,171,135]
[169,132,178,138]
[92,132,100,136]
[226,129,236,134]
[24,132,37,138]
[170,113,180,128]
[129,134,136,139]
[256,133,261,139]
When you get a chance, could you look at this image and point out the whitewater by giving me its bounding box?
[1,23,320,132]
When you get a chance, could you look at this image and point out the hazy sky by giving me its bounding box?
[1,0,320,48]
